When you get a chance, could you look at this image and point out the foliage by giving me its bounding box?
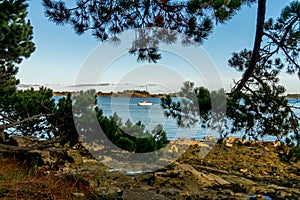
[0,0,35,65]
[71,90,169,152]
[2,87,55,137]
[161,1,300,145]
[161,81,226,131]
[48,93,79,146]
[0,0,36,116]
[0,0,35,121]
[0,0,169,152]
[43,0,256,62]
[42,0,300,147]
[102,111,169,153]
[263,1,300,77]
[281,145,300,163]
[228,1,300,145]
[287,146,300,163]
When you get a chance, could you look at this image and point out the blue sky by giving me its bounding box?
[17,0,298,93]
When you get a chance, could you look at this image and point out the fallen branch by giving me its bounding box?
[0,139,59,154]
[0,113,54,130]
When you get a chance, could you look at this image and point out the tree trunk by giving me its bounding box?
[233,0,267,92]
[0,129,5,143]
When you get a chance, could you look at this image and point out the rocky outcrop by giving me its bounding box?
[225,136,236,147]
[9,136,40,147]
[122,188,170,200]
[0,136,299,199]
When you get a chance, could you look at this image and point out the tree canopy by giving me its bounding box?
[43,0,256,62]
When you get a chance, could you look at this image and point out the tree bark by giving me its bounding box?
[233,0,267,92]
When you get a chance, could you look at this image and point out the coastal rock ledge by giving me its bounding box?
[0,136,299,199]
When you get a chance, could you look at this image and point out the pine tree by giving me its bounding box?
[0,0,35,91]
[0,0,35,134]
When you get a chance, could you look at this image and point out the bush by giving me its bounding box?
[116,137,136,152]
[287,146,300,163]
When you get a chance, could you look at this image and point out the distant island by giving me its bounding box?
[53,90,179,98]
[53,90,300,99]
[286,94,300,98]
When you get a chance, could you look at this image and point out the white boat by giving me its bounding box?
[137,101,152,106]
[137,85,152,106]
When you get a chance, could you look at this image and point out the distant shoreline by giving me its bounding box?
[286,94,300,98]
[53,91,300,99]
[52,90,179,98]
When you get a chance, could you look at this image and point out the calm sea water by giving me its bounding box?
[96,97,213,140]
[52,96,300,141]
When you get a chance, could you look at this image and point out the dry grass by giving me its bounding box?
[0,154,98,200]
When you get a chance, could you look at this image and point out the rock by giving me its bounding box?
[264,147,269,151]
[168,145,179,153]
[40,150,51,165]
[236,138,248,145]
[227,136,236,143]
[172,138,192,146]
[67,150,83,166]
[225,143,233,148]
[273,141,281,148]
[122,188,170,200]
[169,163,230,186]
[160,188,179,197]
[72,193,85,197]
[82,158,99,164]
[88,178,99,188]
[98,187,123,199]
[89,141,105,151]
[179,190,190,197]
[9,136,39,147]
[225,136,236,148]
[203,136,215,142]
[198,146,212,158]
[100,156,113,164]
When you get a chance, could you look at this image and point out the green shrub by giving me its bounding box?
[287,146,300,163]
[116,137,136,152]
